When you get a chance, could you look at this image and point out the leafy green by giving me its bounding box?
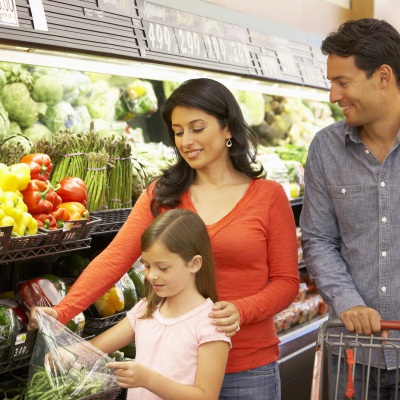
[32,75,64,106]
[1,83,39,128]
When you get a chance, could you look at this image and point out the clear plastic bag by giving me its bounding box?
[26,310,119,400]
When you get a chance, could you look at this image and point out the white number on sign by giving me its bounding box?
[177,29,201,57]
[148,22,171,52]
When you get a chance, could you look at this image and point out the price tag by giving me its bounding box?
[174,27,207,58]
[0,0,18,27]
[63,220,87,232]
[28,0,48,31]
[143,20,179,54]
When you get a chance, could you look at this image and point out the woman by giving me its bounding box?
[30,78,300,400]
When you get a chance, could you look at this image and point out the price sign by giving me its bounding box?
[0,0,18,27]
[211,36,227,63]
[203,34,216,60]
[143,20,179,54]
[97,0,136,16]
[224,39,251,66]
[174,27,207,58]
[259,53,282,79]
[277,52,301,77]
[299,62,319,86]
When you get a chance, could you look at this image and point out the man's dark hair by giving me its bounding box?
[321,18,400,85]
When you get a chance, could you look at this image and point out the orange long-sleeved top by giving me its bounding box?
[55,178,300,373]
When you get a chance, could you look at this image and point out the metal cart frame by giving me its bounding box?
[310,319,400,400]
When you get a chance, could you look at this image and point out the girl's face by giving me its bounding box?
[171,106,232,171]
[141,239,201,300]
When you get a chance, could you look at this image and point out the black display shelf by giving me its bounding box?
[90,209,131,234]
[0,238,92,264]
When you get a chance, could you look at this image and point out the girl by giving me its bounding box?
[89,209,231,400]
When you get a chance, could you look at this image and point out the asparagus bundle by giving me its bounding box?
[85,150,108,212]
[105,135,133,209]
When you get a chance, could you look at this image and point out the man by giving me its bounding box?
[300,18,400,399]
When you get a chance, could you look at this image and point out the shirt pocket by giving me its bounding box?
[328,184,367,233]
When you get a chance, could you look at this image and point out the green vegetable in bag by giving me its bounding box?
[0,304,19,346]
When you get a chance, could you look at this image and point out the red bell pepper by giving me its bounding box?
[56,177,87,206]
[20,153,53,182]
[31,212,57,230]
[21,179,61,214]
[50,207,71,229]
[55,202,89,220]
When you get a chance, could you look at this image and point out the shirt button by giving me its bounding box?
[382,251,387,257]
[382,217,387,223]
[381,181,386,187]
[365,149,370,154]
[341,188,346,194]
[382,286,387,292]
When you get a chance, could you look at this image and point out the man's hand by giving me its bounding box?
[28,306,58,330]
[340,305,381,335]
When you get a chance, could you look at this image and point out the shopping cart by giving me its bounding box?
[310,319,400,400]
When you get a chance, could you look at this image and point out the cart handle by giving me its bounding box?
[320,319,400,331]
[316,319,400,344]
[380,320,400,330]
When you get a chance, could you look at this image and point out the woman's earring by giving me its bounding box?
[226,138,232,148]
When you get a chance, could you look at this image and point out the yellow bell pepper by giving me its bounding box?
[94,285,125,317]
[0,215,15,229]
[9,163,31,191]
[0,163,19,192]
[13,212,38,236]
[0,191,36,236]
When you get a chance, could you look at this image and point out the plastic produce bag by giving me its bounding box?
[26,310,119,400]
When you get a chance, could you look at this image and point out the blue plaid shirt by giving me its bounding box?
[300,119,400,369]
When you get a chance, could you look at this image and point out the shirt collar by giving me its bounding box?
[344,124,361,146]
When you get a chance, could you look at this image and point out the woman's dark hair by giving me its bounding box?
[321,18,400,85]
[150,78,264,216]
[140,209,218,318]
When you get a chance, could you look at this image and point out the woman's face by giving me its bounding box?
[171,106,232,171]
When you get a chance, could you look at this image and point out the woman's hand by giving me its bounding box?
[28,306,58,330]
[208,301,241,337]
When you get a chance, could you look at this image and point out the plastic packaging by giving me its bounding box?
[26,311,119,399]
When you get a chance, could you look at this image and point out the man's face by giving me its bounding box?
[327,54,383,127]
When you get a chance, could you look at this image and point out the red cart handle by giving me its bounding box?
[380,320,400,330]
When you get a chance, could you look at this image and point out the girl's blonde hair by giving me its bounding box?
[140,209,218,318]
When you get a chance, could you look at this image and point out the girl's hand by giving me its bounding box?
[208,301,241,337]
[107,361,149,389]
[28,306,59,330]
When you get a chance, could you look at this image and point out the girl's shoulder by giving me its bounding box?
[128,298,148,317]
